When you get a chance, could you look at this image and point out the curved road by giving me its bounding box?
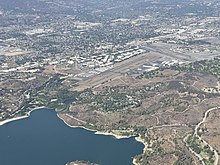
[187,106,220,165]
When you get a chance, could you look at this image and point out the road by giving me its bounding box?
[194,106,220,165]
[185,106,220,165]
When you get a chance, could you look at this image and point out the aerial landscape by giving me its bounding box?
[0,0,220,164]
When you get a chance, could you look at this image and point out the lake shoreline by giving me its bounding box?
[0,107,145,165]
[0,106,46,126]
[57,114,146,165]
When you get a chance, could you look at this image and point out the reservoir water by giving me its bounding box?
[0,109,144,165]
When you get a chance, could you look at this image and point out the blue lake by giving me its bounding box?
[0,109,143,165]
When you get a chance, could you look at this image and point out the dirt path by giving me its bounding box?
[66,114,87,124]
[185,106,220,165]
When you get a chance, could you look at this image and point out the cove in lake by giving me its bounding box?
[0,109,144,165]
